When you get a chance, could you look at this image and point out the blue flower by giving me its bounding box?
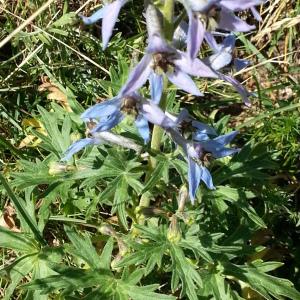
[204,33,251,72]
[61,137,102,161]
[184,0,264,60]
[187,130,239,202]
[165,108,217,137]
[204,33,236,70]
[80,0,128,49]
[119,34,217,104]
[79,91,179,145]
[168,120,238,203]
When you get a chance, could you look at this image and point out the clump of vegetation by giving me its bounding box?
[0,1,299,299]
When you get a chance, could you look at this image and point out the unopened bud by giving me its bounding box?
[167,215,181,243]
[98,224,116,237]
[178,185,188,212]
[48,162,76,175]
[93,131,142,153]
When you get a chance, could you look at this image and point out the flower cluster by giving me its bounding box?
[64,0,264,202]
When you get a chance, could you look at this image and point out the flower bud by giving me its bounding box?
[48,162,76,175]
[98,224,117,237]
[167,215,181,243]
[178,185,188,212]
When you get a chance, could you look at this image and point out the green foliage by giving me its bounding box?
[1,0,300,299]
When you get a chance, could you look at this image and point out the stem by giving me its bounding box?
[137,1,175,217]
[163,0,175,41]
[149,75,168,169]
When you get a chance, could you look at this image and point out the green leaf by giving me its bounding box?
[199,271,236,300]
[0,254,36,300]
[223,262,300,300]
[141,159,169,194]
[51,12,77,27]
[127,284,176,300]
[113,176,129,230]
[99,237,114,270]
[170,244,202,300]
[214,186,266,228]
[65,226,101,269]
[179,236,212,263]
[21,267,110,294]
[0,226,38,252]
[0,172,45,244]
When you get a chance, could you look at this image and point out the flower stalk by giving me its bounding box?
[138,0,175,218]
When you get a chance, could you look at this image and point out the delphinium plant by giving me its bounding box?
[1,0,300,299]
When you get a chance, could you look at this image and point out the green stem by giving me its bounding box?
[162,0,175,41]
[137,1,174,216]
[149,75,168,169]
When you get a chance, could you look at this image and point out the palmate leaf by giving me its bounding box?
[117,241,167,276]
[36,106,72,156]
[204,185,266,228]
[12,156,106,189]
[0,254,36,300]
[198,270,238,300]
[22,266,175,299]
[117,224,168,274]
[25,253,59,300]
[170,244,202,300]
[179,235,213,264]
[65,227,115,271]
[119,224,203,300]
[223,262,300,300]
[113,175,129,230]
[141,159,170,194]
[64,226,103,269]
[213,144,277,186]
[0,226,38,252]
[0,246,62,300]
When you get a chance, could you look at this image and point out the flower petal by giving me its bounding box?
[119,54,152,97]
[135,114,150,143]
[187,11,205,59]
[218,9,256,32]
[167,68,203,96]
[234,58,251,71]
[250,6,262,21]
[79,6,107,25]
[192,121,217,136]
[213,147,239,158]
[222,34,236,51]
[188,156,202,203]
[101,0,127,49]
[193,132,210,141]
[81,97,121,122]
[61,138,101,161]
[200,166,215,189]
[204,32,220,52]
[139,100,176,128]
[184,0,218,12]
[205,51,233,70]
[220,0,263,11]
[175,51,218,78]
[214,130,238,145]
[149,72,163,104]
[175,108,190,124]
[173,21,188,48]
[217,72,251,105]
[147,34,174,54]
[91,111,124,133]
